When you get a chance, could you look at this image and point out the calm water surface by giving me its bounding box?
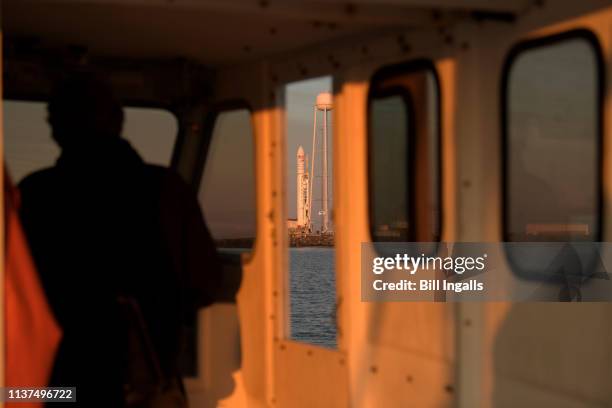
[289,247,336,348]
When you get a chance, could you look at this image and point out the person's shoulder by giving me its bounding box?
[144,164,192,195]
[18,167,59,193]
[144,164,185,183]
[144,165,199,217]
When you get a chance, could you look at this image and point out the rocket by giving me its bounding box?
[297,146,309,228]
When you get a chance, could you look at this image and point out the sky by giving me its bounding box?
[199,109,256,239]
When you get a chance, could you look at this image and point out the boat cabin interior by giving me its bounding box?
[2,0,612,407]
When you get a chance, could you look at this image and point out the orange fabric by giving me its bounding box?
[5,170,62,408]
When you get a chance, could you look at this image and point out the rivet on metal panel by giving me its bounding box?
[431,9,442,22]
[397,35,411,54]
[339,358,345,365]
[445,384,454,394]
[312,21,322,28]
[272,290,278,297]
[243,45,252,53]
[328,55,341,69]
[370,365,378,374]
[406,375,414,383]
[345,3,357,16]
[269,27,277,35]
[464,318,472,327]
[280,344,286,350]
[307,350,313,356]
[462,180,471,188]
[299,66,309,76]
[259,0,269,9]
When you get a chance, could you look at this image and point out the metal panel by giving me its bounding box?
[454,5,612,408]
[275,341,349,408]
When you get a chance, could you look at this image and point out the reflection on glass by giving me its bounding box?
[506,37,599,242]
[369,64,440,242]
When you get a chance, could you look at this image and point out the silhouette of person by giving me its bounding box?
[18,71,227,407]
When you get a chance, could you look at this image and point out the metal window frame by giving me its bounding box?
[500,29,606,282]
[367,59,443,244]
[500,28,605,244]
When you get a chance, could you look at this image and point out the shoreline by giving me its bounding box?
[216,235,335,248]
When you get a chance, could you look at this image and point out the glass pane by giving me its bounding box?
[369,63,440,243]
[4,101,59,182]
[199,109,256,248]
[4,101,178,183]
[285,76,337,348]
[187,108,255,377]
[370,95,410,241]
[505,37,600,242]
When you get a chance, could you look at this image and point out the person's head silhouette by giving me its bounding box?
[48,71,123,149]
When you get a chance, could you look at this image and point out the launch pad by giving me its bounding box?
[288,92,334,246]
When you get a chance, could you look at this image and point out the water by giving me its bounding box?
[289,247,337,348]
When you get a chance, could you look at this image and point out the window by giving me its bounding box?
[284,76,337,348]
[198,108,256,249]
[186,107,254,377]
[122,107,178,166]
[181,107,255,377]
[368,60,441,243]
[4,100,178,182]
[502,31,603,243]
[4,101,60,182]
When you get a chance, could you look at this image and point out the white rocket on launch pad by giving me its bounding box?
[295,92,333,233]
[296,146,310,229]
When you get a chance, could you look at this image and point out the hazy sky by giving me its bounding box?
[285,76,333,230]
[199,109,256,239]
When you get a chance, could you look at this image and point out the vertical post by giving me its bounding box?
[322,108,328,233]
[309,106,317,233]
[0,26,5,408]
[0,25,6,408]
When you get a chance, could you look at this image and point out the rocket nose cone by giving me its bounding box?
[297,146,304,156]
